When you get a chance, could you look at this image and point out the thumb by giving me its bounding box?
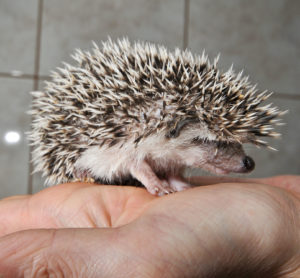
[258,175,300,195]
[189,175,300,196]
[0,228,126,278]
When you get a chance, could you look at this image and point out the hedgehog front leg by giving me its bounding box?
[130,160,175,196]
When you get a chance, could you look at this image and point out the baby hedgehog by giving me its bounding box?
[29,38,285,196]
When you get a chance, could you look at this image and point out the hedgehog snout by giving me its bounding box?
[200,143,256,175]
[232,155,255,174]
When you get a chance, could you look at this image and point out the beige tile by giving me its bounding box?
[39,0,184,75]
[0,0,38,74]
[189,0,300,96]
[0,78,33,198]
[31,172,46,194]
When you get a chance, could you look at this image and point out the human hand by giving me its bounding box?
[0,176,299,277]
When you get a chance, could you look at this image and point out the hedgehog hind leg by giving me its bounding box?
[167,176,192,192]
[130,160,176,196]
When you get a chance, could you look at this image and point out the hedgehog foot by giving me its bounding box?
[72,177,95,183]
[73,169,95,184]
[130,160,175,196]
[167,176,192,192]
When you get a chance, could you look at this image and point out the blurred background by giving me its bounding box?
[0,0,299,198]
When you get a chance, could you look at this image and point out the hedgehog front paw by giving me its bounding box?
[152,177,191,196]
[151,179,176,196]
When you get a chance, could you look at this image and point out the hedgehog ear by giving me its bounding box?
[239,133,256,144]
[166,118,198,139]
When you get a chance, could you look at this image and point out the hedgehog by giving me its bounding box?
[28,38,285,196]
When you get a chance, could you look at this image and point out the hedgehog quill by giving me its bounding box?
[29,38,285,196]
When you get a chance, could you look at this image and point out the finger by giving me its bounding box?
[256,175,300,195]
[0,227,171,278]
[188,175,300,195]
[0,195,33,237]
[0,182,100,234]
[187,175,253,186]
[0,228,118,277]
[0,183,155,237]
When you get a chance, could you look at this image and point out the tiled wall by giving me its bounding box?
[1,0,299,198]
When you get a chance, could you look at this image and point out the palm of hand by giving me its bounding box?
[0,176,299,277]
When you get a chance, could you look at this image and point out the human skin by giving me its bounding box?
[0,175,299,278]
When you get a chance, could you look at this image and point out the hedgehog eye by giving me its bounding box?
[166,118,198,139]
[169,129,177,136]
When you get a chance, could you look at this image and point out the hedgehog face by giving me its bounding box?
[188,138,255,175]
[165,124,255,175]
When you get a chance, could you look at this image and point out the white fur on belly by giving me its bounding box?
[74,127,214,182]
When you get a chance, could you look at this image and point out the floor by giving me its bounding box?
[0,0,299,198]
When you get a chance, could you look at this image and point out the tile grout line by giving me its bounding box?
[27,0,44,195]
[0,72,50,80]
[33,0,44,91]
[183,0,190,49]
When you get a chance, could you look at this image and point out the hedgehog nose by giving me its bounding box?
[242,156,255,172]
